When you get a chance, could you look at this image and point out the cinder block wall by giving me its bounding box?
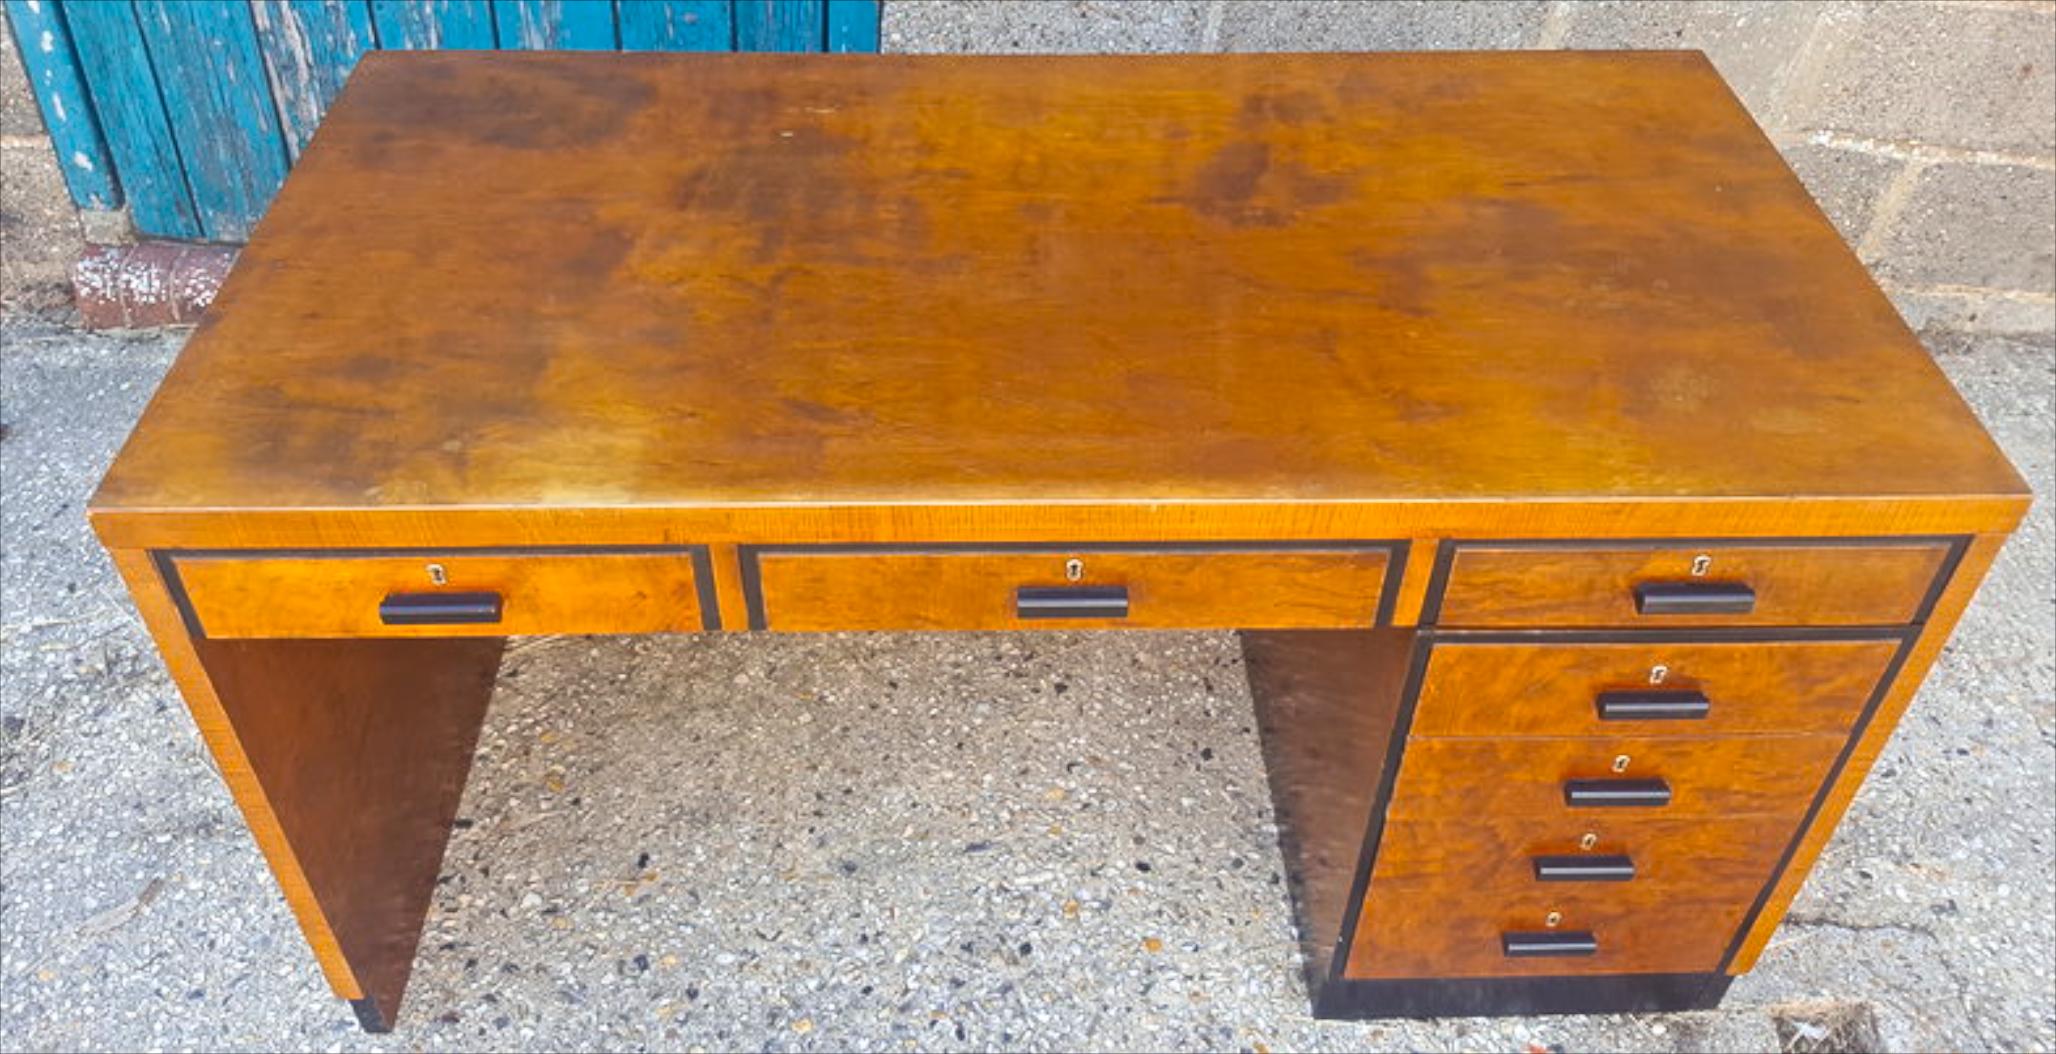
[1,15,84,312]
[885,0,2056,335]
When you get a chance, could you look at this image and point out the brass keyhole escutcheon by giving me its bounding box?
[1545,911,1563,928]
[1579,832,1599,851]
[427,563,448,585]
[1612,754,1631,773]
[1065,558,1084,582]
[1649,664,1669,685]
[1691,553,1712,576]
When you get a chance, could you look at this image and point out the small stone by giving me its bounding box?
[1142,937,1163,954]
[1062,899,1080,919]
[792,1017,814,1034]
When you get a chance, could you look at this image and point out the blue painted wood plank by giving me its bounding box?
[4,1,118,208]
[824,0,876,53]
[731,0,818,52]
[490,0,614,50]
[250,1,374,159]
[62,0,201,237]
[735,0,822,52]
[370,0,495,48]
[617,0,728,51]
[133,0,291,241]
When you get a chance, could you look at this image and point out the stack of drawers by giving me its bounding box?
[1345,539,1957,981]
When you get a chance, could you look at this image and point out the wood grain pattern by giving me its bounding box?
[1385,735,1846,820]
[1726,532,2010,971]
[370,0,497,50]
[63,0,204,238]
[1243,629,1415,993]
[1365,814,1800,890]
[752,547,1393,631]
[109,550,364,1000]
[174,550,707,638]
[1433,542,1953,628]
[1345,872,1751,979]
[3,0,118,209]
[112,553,501,1030]
[251,0,377,159]
[88,52,2028,543]
[195,634,502,1030]
[131,0,291,241]
[1409,638,1901,738]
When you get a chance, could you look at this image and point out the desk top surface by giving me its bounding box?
[92,51,2025,526]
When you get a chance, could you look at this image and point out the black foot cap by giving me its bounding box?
[350,997,392,1033]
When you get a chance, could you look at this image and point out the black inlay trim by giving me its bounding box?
[151,551,206,641]
[1319,632,1435,999]
[155,545,716,639]
[1314,972,1731,1019]
[349,998,390,1033]
[1717,626,1925,971]
[689,547,722,631]
[738,540,1409,633]
[1418,534,1970,628]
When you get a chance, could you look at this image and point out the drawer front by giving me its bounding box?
[1343,872,1749,978]
[1366,815,1798,892]
[747,546,1396,631]
[1409,638,1900,737]
[1432,541,1952,628]
[171,550,711,638]
[1385,735,1844,820]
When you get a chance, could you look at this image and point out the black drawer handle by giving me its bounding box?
[1532,854,1637,882]
[1634,581,1756,615]
[379,592,504,625]
[1595,690,1711,722]
[1502,931,1598,958]
[1015,585,1129,620]
[1563,778,1672,808]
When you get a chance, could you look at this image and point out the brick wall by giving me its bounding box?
[886,0,2056,335]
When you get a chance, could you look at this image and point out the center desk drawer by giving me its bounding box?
[169,550,712,638]
[1433,540,1954,627]
[745,545,1398,631]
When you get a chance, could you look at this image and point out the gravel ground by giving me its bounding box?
[1,316,2050,1052]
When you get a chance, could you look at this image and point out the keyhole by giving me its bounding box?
[1065,558,1084,582]
[427,563,448,585]
[1579,833,1599,851]
[1649,664,1669,685]
[1691,553,1712,577]
[1612,754,1632,773]
[1545,911,1563,928]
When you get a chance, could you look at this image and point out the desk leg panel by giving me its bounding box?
[110,550,502,1033]
[1242,629,1416,1002]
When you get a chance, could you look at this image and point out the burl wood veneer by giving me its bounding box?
[89,52,2027,1030]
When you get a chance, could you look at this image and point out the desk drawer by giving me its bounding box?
[1409,638,1900,738]
[746,545,1396,631]
[1343,871,1750,979]
[1432,541,1952,628]
[1367,815,1798,891]
[1385,735,1843,820]
[170,550,711,638]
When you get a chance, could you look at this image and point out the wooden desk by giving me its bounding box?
[90,51,2027,1032]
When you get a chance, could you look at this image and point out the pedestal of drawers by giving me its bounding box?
[1252,537,1965,1018]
